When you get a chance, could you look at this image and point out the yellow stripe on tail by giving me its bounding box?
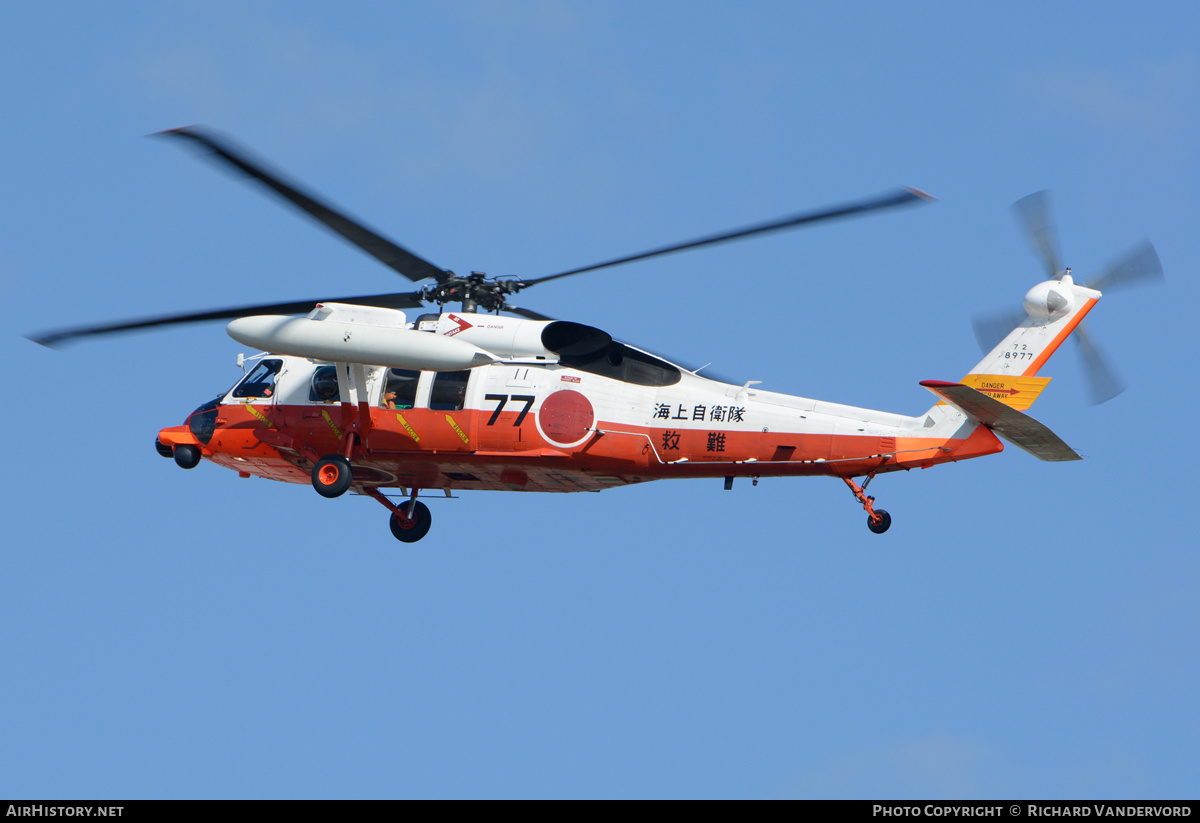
[957,374,1051,411]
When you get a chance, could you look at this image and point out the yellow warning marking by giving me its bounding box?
[246,405,274,428]
[395,412,420,443]
[320,409,343,439]
[960,374,1052,411]
[937,375,1052,411]
[445,414,470,445]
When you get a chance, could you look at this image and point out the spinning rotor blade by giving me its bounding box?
[977,191,1162,405]
[1073,322,1126,405]
[1013,190,1064,279]
[971,307,1027,353]
[521,187,933,288]
[35,126,937,348]
[29,291,427,348]
[1087,240,1163,293]
[158,127,447,284]
[971,308,1126,404]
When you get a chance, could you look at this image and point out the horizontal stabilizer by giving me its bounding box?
[920,380,1081,462]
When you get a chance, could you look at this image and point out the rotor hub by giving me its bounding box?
[420,271,524,312]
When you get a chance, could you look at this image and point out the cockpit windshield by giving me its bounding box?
[232,359,283,399]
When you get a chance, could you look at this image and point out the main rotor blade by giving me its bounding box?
[29,291,427,348]
[520,187,933,288]
[158,126,447,284]
[1074,321,1126,405]
[1013,190,1064,279]
[1087,240,1164,293]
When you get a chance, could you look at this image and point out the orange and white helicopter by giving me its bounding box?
[31,128,1162,542]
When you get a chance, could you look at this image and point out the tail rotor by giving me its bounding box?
[972,190,1163,405]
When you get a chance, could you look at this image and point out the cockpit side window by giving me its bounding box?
[309,365,341,402]
[429,370,471,411]
[382,369,420,410]
[232,359,283,399]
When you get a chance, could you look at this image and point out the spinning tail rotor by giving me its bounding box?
[972,190,1163,405]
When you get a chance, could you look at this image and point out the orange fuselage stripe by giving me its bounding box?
[1024,297,1098,377]
[166,403,1004,491]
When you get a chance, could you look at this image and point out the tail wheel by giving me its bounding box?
[173,443,201,469]
[312,455,353,498]
[389,501,432,543]
[868,509,892,534]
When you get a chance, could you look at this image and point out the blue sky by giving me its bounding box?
[2,1,1197,799]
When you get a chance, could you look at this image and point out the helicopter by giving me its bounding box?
[30,127,1163,542]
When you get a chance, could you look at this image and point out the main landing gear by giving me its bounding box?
[312,455,353,498]
[389,501,432,543]
[366,487,433,543]
[842,475,891,534]
[311,439,434,543]
[312,436,356,498]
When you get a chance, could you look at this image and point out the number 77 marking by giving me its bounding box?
[485,394,536,426]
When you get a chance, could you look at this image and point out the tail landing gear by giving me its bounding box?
[842,475,891,534]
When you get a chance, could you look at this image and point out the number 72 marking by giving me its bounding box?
[484,394,536,426]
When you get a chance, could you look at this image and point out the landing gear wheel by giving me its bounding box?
[312,455,353,498]
[868,509,892,534]
[155,438,174,458]
[389,501,432,543]
[173,443,201,469]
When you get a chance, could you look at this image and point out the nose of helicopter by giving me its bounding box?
[154,395,223,469]
[185,396,223,445]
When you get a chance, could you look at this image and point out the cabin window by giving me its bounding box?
[382,368,420,410]
[429,370,471,411]
[309,365,341,402]
[232,359,283,399]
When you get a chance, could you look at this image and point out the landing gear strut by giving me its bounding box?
[842,474,891,534]
[366,487,433,543]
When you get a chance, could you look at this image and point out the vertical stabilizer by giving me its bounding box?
[962,276,1101,410]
